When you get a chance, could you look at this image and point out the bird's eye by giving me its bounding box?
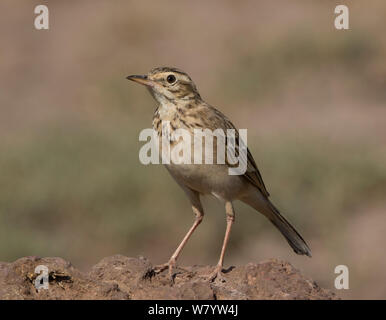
[166,74,176,84]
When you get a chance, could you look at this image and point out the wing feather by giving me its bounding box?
[202,105,270,198]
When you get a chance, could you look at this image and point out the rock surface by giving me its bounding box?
[0,255,337,300]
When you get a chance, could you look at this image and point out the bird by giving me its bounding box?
[127,67,311,282]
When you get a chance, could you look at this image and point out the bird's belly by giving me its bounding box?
[165,163,246,201]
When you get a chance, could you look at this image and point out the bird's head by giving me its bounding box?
[127,67,201,104]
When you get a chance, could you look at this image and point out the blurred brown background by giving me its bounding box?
[1,1,386,299]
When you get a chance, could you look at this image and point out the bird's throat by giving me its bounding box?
[157,102,178,121]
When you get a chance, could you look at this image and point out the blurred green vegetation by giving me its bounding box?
[1,125,385,267]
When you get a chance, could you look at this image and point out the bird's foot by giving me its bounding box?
[153,258,179,285]
[153,262,171,274]
[208,265,226,283]
[153,258,176,275]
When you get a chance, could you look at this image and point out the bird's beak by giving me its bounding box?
[126,75,154,87]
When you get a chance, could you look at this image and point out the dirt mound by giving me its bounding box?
[0,255,337,300]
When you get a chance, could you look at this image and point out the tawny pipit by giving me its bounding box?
[127,67,311,281]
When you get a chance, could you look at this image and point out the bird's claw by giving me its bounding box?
[153,259,178,284]
[208,265,226,283]
[153,262,170,274]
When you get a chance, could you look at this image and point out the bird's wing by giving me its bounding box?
[223,118,270,197]
[204,105,270,198]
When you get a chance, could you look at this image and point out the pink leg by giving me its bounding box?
[209,201,235,282]
[154,205,204,279]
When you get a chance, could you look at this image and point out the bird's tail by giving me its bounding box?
[265,200,311,257]
[241,193,312,257]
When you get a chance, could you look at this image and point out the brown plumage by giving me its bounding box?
[127,67,311,282]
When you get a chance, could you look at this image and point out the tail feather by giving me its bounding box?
[266,201,312,257]
[241,192,312,257]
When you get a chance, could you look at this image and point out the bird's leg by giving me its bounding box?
[209,201,235,282]
[154,205,204,281]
